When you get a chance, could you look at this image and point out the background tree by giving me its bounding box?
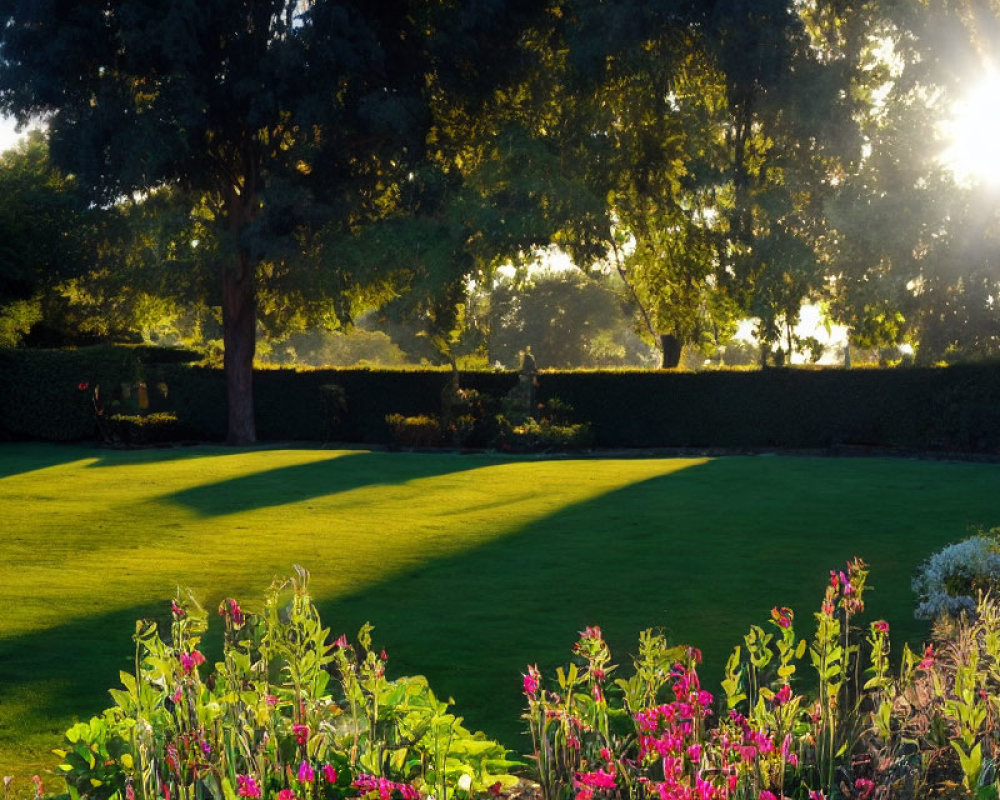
[0,0,549,442]
[0,132,101,346]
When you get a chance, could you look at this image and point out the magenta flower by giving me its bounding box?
[236,775,261,799]
[919,644,935,670]
[574,769,616,790]
[523,665,540,696]
[297,761,315,784]
[179,650,205,675]
[293,723,309,746]
[171,601,185,618]
[854,778,875,799]
[278,791,295,800]
[322,764,337,784]
[872,620,889,634]
[759,792,778,800]
[218,597,245,626]
[774,684,792,705]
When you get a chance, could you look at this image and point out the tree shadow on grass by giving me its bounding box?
[0,442,108,480]
[161,450,505,517]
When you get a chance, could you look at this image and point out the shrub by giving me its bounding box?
[912,530,1000,619]
[385,414,444,447]
[105,412,180,445]
[54,567,519,800]
[495,418,594,453]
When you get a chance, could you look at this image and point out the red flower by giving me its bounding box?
[77,382,89,391]
[872,620,889,635]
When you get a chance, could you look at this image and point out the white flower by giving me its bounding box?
[913,536,1000,619]
[457,774,473,793]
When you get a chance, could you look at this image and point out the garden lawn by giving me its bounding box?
[1,443,998,790]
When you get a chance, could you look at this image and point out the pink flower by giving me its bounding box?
[580,625,602,640]
[687,744,701,762]
[279,791,295,800]
[599,747,612,763]
[266,694,278,707]
[809,792,826,800]
[574,769,616,790]
[322,764,337,783]
[872,620,889,635]
[179,650,205,675]
[854,778,875,799]
[919,644,935,670]
[293,724,309,746]
[297,761,315,784]
[171,601,185,618]
[380,649,388,661]
[759,792,778,800]
[774,684,793,705]
[575,789,594,800]
[523,666,540,696]
[219,598,245,626]
[771,606,793,629]
[126,784,135,800]
[236,775,261,799]
[334,634,349,648]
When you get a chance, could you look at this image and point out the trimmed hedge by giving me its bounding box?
[3,347,999,453]
[0,346,198,441]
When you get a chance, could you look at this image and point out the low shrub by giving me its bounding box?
[912,530,1000,620]
[385,414,444,448]
[495,418,594,453]
[105,412,180,445]
[54,567,519,800]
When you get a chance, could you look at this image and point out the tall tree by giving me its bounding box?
[0,0,543,442]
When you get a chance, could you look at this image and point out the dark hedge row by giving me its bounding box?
[0,345,192,441]
[3,347,999,453]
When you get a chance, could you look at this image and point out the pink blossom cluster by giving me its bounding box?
[236,774,261,798]
[353,773,421,800]
[573,767,616,800]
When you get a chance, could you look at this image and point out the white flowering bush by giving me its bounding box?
[913,532,1000,619]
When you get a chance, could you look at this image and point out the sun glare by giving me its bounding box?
[942,71,1000,187]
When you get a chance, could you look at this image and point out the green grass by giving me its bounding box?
[1,443,998,789]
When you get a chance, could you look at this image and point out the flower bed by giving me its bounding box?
[50,560,1000,800]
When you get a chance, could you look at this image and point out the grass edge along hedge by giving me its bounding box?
[2,347,998,453]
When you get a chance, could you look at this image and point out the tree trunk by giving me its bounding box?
[660,334,682,369]
[222,186,258,445]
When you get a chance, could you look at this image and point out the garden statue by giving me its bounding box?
[519,346,538,415]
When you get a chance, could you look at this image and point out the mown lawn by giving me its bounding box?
[1,442,998,789]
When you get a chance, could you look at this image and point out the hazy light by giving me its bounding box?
[941,70,1000,187]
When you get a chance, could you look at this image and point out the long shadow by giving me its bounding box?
[161,450,505,517]
[0,442,106,480]
[3,456,996,765]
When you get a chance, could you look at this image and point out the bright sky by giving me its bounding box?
[0,114,31,153]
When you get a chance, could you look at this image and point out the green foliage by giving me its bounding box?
[105,413,180,446]
[53,568,519,800]
[385,415,444,448]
